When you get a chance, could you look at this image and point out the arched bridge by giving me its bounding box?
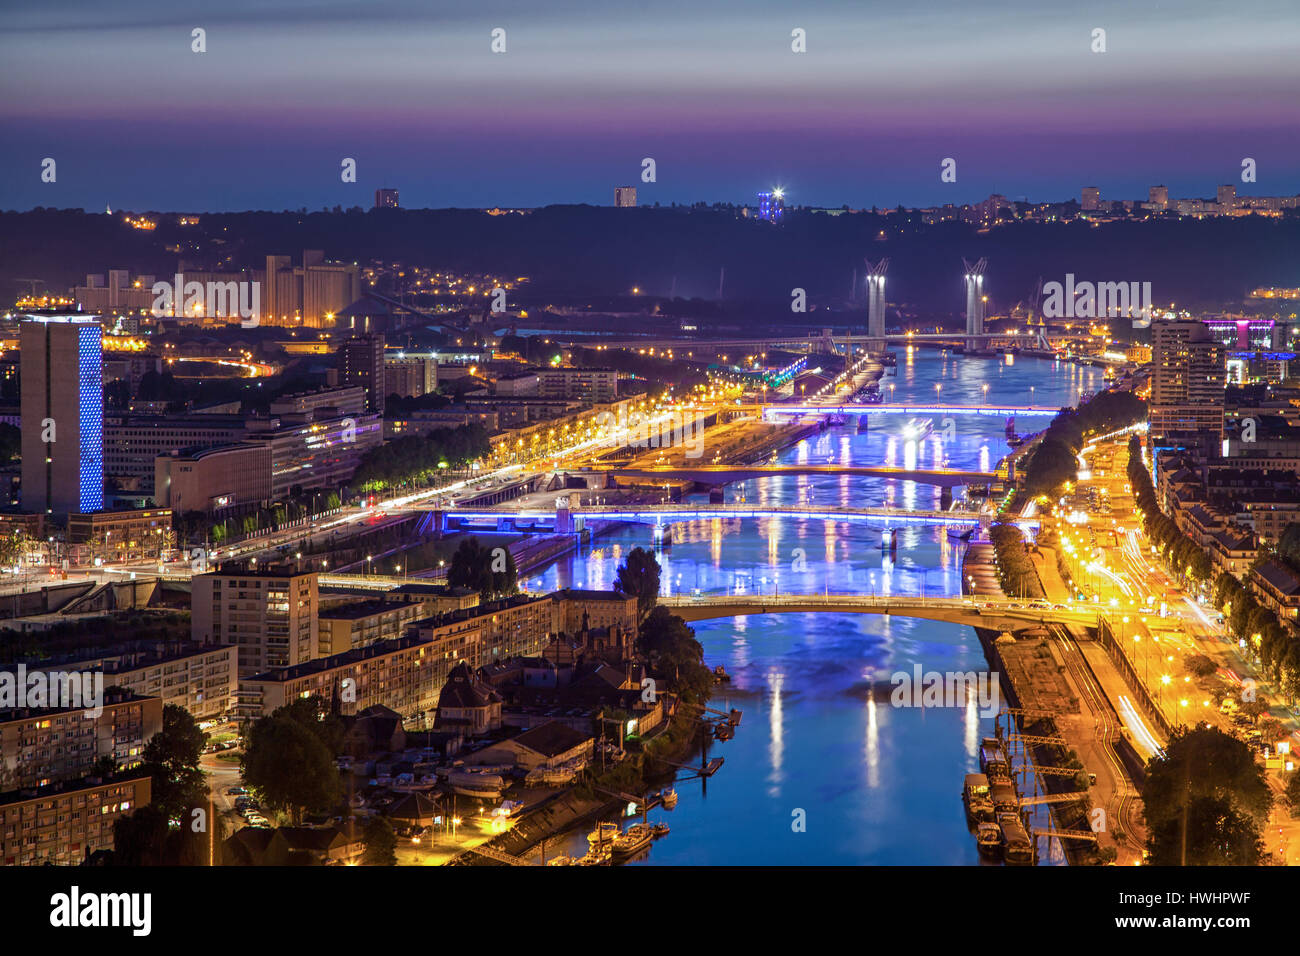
[608,464,996,489]
[659,594,1098,629]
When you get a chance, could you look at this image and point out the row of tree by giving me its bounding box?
[1022,390,1147,495]
[1125,435,1212,583]
[350,423,491,493]
[1213,572,1300,701]
[988,523,1046,600]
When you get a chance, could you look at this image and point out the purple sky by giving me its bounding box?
[3,0,1298,211]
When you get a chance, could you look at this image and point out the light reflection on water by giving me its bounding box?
[524,353,1095,864]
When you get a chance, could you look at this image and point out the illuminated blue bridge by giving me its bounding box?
[427,503,1040,534]
[759,403,1060,418]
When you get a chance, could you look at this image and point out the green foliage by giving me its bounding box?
[1285,772,1300,818]
[988,523,1044,599]
[1142,725,1271,864]
[446,537,518,600]
[362,816,398,865]
[1022,390,1147,495]
[142,704,209,827]
[614,547,661,620]
[638,606,712,705]
[350,423,490,492]
[241,696,343,823]
[1147,796,1265,865]
[1184,654,1218,679]
[1126,436,1211,583]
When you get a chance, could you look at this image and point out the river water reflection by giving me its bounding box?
[523,351,1100,864]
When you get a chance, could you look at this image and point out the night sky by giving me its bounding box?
[3,0,1298,212]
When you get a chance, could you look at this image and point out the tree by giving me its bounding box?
[1184,654,1218,679]
[446,537,517,600]
[241,699,342,824]
[638,606,711,704]
[614,547,661,620]
[1285,772,1300,819]
[1147,796,1264,865]
[362,816,397,865]
[1142,726,1271,864]
[142,704,209,827]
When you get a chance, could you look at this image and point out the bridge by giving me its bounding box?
[658,593,1099,628]
[436,504,1040,534]
[442,503,993,525]
[754,403,1060,418]
[606,464,997,489]
[555,331,1092,351]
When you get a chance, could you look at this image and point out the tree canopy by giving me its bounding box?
[614,547,661,621]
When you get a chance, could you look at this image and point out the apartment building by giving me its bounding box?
[317,599,432,657]
[0,772,151,866]
[191,568,318,679]
[0,690,162,791]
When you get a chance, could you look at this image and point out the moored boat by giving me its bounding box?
[963,773,994,823]
[611,823,655,862]
[976,821,1002,858]
[659,787,678,809]
[998,812,1035,865]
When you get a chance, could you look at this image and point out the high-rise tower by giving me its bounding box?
[20,315,104,516]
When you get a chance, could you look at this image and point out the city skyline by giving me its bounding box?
[2,0,1298,211]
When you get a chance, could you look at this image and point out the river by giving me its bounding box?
[523,349,1103,864]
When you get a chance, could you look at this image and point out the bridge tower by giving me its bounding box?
[865,258,889,351]
[963,257,988,354]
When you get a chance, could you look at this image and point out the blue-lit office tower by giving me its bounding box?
[20,316,104,517]
[757,190,785,223]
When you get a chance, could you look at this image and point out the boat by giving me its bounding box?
[997,812,1035,865]
[611,823,655,862]
[659,787,678,809]
[587,821,620,846]
[446,770,505,799]
[976,821,1003,858]
[979,737,1010,779]
[546,854,575,866]
[989,779,1020,814]
[963,773,995,823]
[947,526,975,541]
[713,665,730,683]
[901,417,933,442]
[652,823,670,838]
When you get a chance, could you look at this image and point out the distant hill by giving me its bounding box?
[2,206,1297,315]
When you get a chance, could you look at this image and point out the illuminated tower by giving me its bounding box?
[757,189,785,223]
[963,258,988,352]
[865,258,889,344]
[20,315,104,516]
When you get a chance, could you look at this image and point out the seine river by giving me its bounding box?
[525,349,1103,865]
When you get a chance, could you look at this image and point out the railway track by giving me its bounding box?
[1048,623,1144,850]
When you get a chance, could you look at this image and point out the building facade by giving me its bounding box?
[191,568,319,678]
[20,317,104,516]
